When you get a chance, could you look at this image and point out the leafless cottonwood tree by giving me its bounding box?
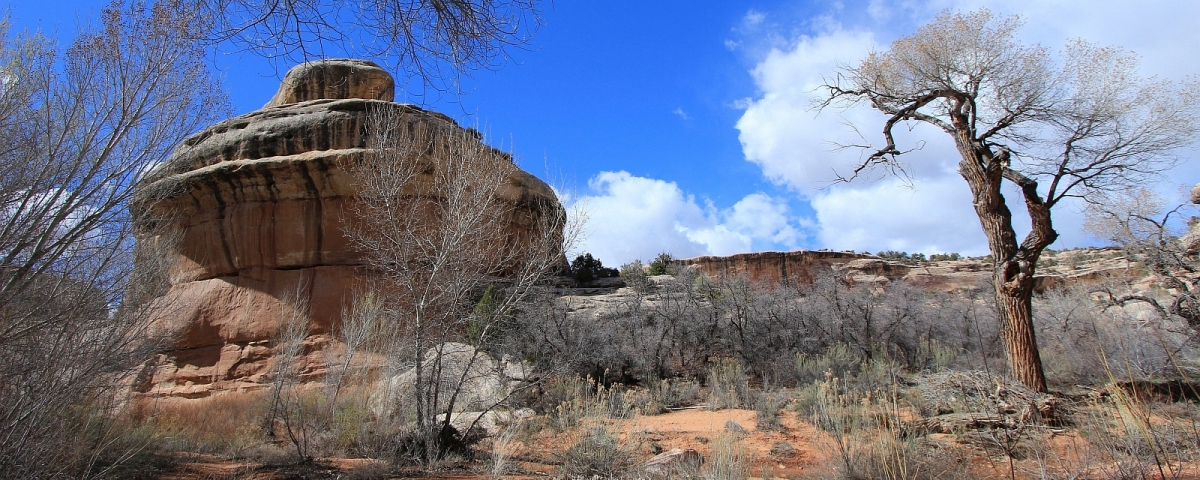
[821,9,1200,391]
[199,0,540,92]
[0,0,227,476]
[347,105,576,462]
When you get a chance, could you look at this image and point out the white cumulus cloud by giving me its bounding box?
[567,171,808,265]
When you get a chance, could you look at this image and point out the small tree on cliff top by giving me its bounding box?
[821,9,1200,391]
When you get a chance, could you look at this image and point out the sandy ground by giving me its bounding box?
[154,407,1200,479]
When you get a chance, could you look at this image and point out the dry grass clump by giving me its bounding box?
[708,358,753,409]
[704,432,749,480]
[139,393,270,457]
[1068,384,1200,479]
[559,427,639,479]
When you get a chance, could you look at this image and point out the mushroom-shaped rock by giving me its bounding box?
[132,59,562,398]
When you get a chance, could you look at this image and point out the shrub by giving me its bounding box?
[649,252,675,275]
[708,358,752,410]
[560,427,638,479]
[571,253,617,284]
[755,390,786,432]
[705,432,748,480]
[620,260,653,293]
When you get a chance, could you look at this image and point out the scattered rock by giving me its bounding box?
[769,441,797,458]
[725,420,746,434]
[644,448,703,478]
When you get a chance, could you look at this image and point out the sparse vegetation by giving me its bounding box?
[10,1,1200,478]
[649,251,676,275]
[571,252,619,284]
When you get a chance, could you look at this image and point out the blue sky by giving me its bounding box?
[10,0,1200,265]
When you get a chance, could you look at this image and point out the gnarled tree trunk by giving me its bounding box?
[956,132,1052,393]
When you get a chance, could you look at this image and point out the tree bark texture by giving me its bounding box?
[954,129,1052,393]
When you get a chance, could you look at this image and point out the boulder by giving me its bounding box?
[434,408,535,437]
[131,60,562,398]
[370,342,533,422]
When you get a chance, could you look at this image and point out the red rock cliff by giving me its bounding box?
[131,59,562,398]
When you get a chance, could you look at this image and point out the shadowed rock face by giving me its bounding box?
[132,59,561,398]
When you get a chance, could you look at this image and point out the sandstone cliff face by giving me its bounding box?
[132,59,561,398]
[680,250,867,286]
[682,247,1132,293]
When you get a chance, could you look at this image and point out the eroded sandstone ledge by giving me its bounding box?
[132,59,561,398]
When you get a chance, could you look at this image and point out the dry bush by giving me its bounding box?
[1034,281,1198,385]
[504,266,997,393]
[703,432,749,480]
[547,376,660,432]
[143,394,270,457]
[707,358,753,410]
[1062,387,1200,479]
[559,427,639,479]
[803,372,970,480]
[754,390,787,432]
[0,1,226,475]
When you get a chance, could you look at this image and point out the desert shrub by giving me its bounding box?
[849,436,970,480]
[560,427,638,479]
[620,259,654,293]
[508,262,1000,394]
[649,252,674,276]
[929,252,962,262]
[801,371,969,480]
[707,358,753,409]
[1072,386,1200,479]
[875,251,928,264]
[704,432,749,480]
[145,394,270,457]
[654,378,704,409]
[547,376,653,431]
[755,390,787,432]
[795,344,866,384]
[1034,281,1197,386]
[794,344,904,396]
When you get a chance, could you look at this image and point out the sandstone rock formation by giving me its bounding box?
[682,247,1132,292]
[132,59,561,398]
[680,250,867,286]
[371,342,534,436]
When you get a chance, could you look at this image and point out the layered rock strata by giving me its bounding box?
[132,59,561,398]
[680,250,866,286]
[681,247,1132,292]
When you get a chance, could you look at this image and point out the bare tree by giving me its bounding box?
[1085,188,1200,327]
[0,0,227,475]
[199,0,540,92]
[821,9,1200,391]
[346,104,576,462]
